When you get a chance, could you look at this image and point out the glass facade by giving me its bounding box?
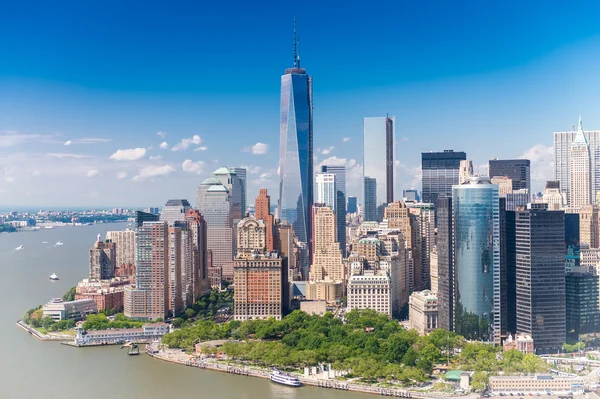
[363,116,395,208]
[489,159,531,192]
[422,150,466,207]
[278,68,313,245]
[364,177,377,222]
[452,177,500,343]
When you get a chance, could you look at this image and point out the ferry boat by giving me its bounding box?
[128,344,139,356]
[55,241,64,246]
[49,273,59,281]
[269,369,301,387]
[15,245,24,250]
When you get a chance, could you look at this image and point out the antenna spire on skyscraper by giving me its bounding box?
[293,17,297,68]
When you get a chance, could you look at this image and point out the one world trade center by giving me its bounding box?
[278,21,313,250]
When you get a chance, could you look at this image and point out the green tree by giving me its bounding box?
[62,286,76,302]
[471,371,488,391]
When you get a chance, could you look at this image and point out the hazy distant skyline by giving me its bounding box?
[2,1,600,207]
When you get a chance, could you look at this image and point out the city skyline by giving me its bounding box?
[3,2,600,207]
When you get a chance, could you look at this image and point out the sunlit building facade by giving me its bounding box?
[363,116,395,209]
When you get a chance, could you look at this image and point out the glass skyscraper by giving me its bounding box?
[452,176,500,343]
[363,116,395,208]
[422,150,466,206]
[321,164,347,257]
[278,57,313,246]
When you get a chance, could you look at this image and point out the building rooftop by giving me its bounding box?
[358,237,381,244]
[207,185,229,193]
[444,370,464,381]
[201,177,222,185]
[164,199,191,207]
[213,166,235,175]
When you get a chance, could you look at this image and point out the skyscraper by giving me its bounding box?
[255,189,276,252]
[167,225,184,316]
[458,160,473,185]
[159,199,192,226]
[364,177,377,222]
[347,196,358,214]
[422,150,466,206]
[363,116,395,207]
[452,176,500,343]
[579,204,600,248]
[570,117,592,210]
[106,229,136,277]
[184,209,209,299]
[196,175,235,281]
[213,167,244,222]
[278,23,313,248]
[554,117,600,203]
[515,203,565,353]
[315,173,336,209]
[489,159,531,192]
[89,234,116,280]
[230,167,247,216]
[436,197,453,331]
[321,164,347,257]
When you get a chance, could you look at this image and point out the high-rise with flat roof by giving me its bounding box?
[89,235,116,281]
[489,159,531,192]
[347,196,357,214]
[422,150,466,207]
[516,204,565,353]
[321,165,347,257]
[184,209,209,299]
[315,173,336,209]
[364,177,377,222]
[437,197,453,331]
[255,189,276,252]
[363,116,395,208]
[106,229,136,277]
[230,167,247,216]
[159,199,192,226]
[278,31,313,249]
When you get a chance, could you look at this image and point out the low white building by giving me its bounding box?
[74,323,171,346]
[42,298,97,321]
[347,270,392,317]
[408,290,438,335]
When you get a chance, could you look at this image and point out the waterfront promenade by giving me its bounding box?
[145,342,477,399]
[16,320,73,341]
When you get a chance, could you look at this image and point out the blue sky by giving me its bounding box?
[1,1,600,207]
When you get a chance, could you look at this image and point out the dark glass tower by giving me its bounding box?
[363,177,377,222]
[422,150,466,206]
[278,24,313,247]
[437,197,454,331]
[515,203,565,354]
[489,159,531,192]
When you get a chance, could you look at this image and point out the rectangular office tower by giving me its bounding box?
[515,203,565,354]
[489,159,531,193]
[422,150,466,206]
[436,197,453,331]
[320,165,347,257]
[363,116,395,210]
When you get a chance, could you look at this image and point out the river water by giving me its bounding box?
[0,223,367,399]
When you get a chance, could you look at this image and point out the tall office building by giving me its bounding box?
[106,229,136,276]
[504,207,517,336]
[542,181,566,210]
[554,117,600,203]
[364,177,377,222]
[566,267,600,343]
[255,189,276,252]
[516,203,565,353]
[407,202,435,292]
[321,164,347,257]
[458,160,473,185]
[579,204,600,248]
[347,196,358,214]
[403,189,420,202]
[159,199,192,226]
[89,234,116,280]
[278,25,313,248]
[569,118,592,210]
[196,174,235,281]
[422,150,466,206]
[436,197,453,331]
[453,176,500,343]
[363,116,395,207]
[213,167,244,222]
[230,167,247,216]
[234,216,286,321]
[167,226,184,316]
[184,209,209,299]
[315,173,336,209]
[309,206,344,282]
[124,221,169,320]
[134,210,159,228]
[489,159,531,192]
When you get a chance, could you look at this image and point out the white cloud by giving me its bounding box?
[149,155,162,160]
[156,131,167,138]
[343,137,351,143]
[116,172,128,180]
[239,165,262,174]
[47,153,91,159]
[133,164,175,181]
[321,146,335,155]
[253,172,274,186]
[64,140,72,146]
[172,135,202,151]
[182,159,205,175]
[194,146,208,152]
[251,142,269,155]
[519,144,554,192]
[109,148,147,161]
[159,142,169,149]
[87,169,101,178]
[2,166,16,183]
[64,138,111,146]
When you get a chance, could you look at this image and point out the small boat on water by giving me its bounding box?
[15,245,24,250]
[49,273,59,281]
[269,369,301,387]
[55,241,64,246]
[128,344,139,356]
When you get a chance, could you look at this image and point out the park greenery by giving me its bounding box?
[0,224,17,233]
[171,290,233,328]
[22,307,75,332]
[62,286,76,302]
[161,309,550,386]
[82,313,145,330]
[562,342,586,353]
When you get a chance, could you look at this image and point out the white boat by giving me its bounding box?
[49,273,59,280]
[55,241,64,246]
[15,245,24,250]
[269,369,301,387]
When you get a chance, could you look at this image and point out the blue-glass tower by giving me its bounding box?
[278,22,313,247]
